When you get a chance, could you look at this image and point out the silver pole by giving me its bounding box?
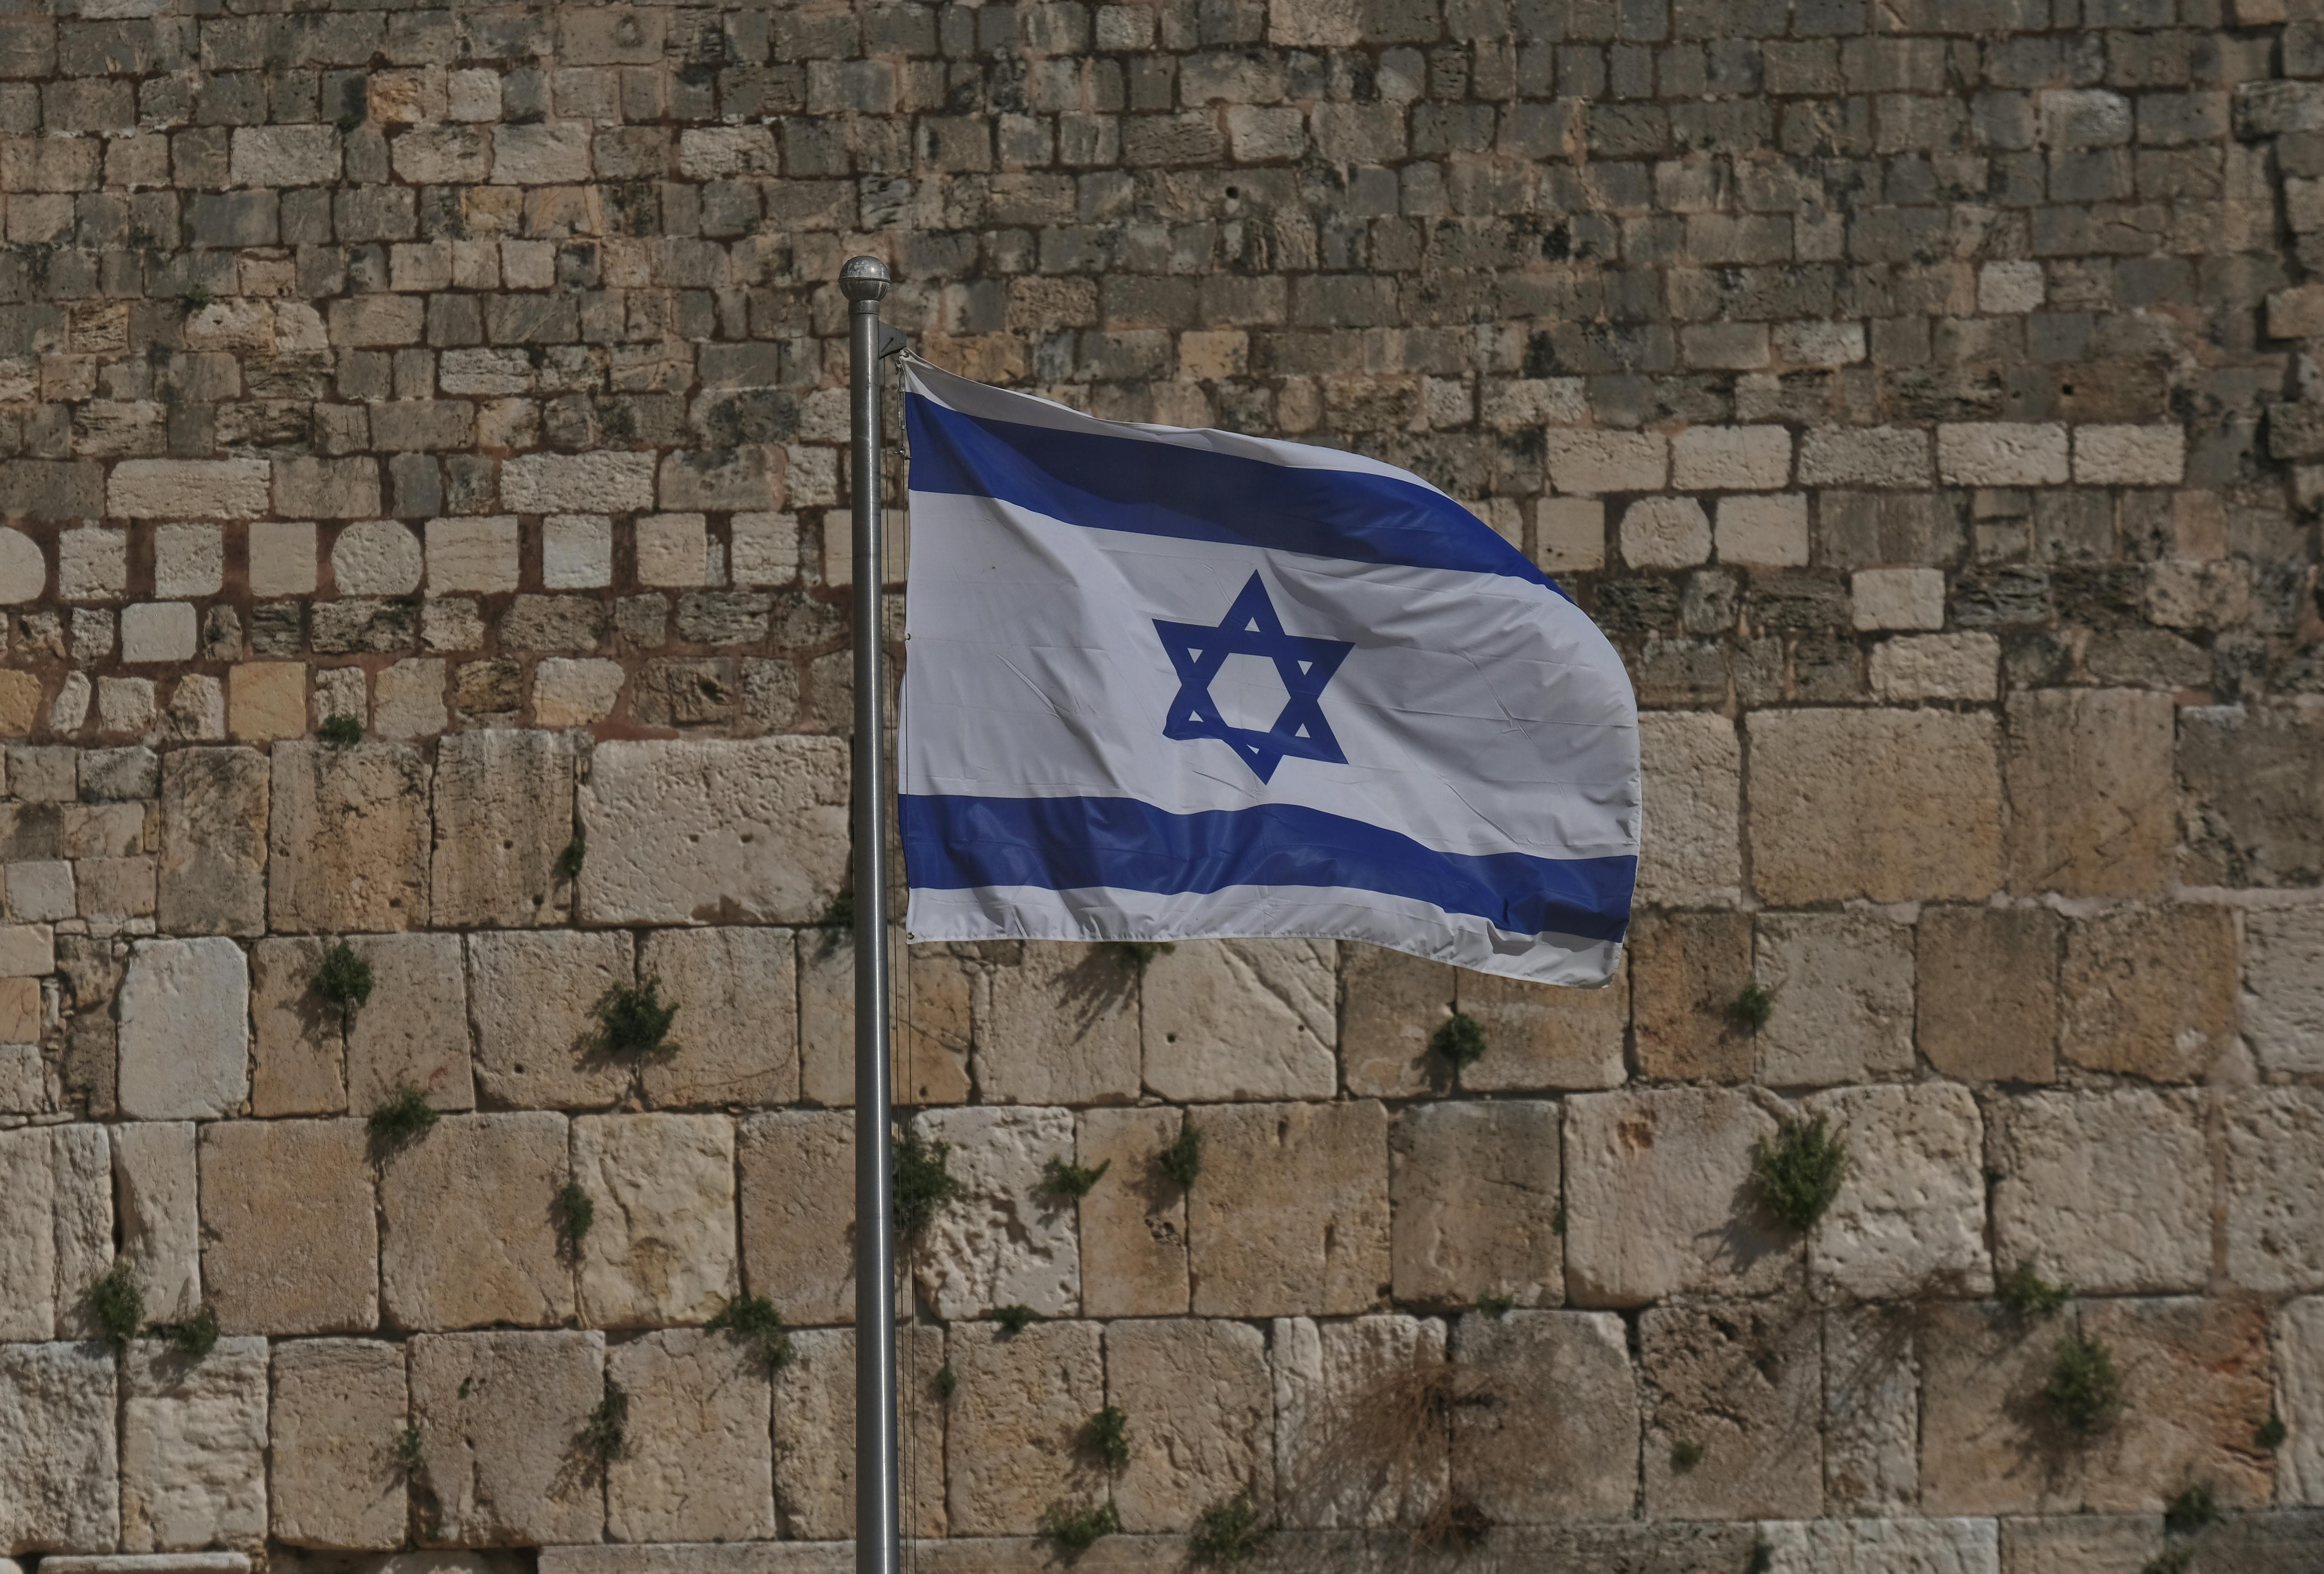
[840,253,900,1574]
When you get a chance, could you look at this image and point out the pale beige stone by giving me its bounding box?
[2281,1296,2324,1505]
[1272,1313,1448,1529]
[0,1124,112,1341]
[1339,943,1454,1098]
[229,663,305,742]
[911,1105,1081,1321]
[1822,1309,1919,1514]
[1637,711,1742,907]
[1455,963,1627,1091]
[2005,690,2176,898]
[1619,495,1712,568]
[468,929,636,1109]
[1188,1100,1389,1318]
[425,516,518,594]
[502,452,656,514]
[2059,906,2238,1081]
[248,520,319,597]
[1805,1083,1989,1300]
[574,1113,739,1327]
[979,942,1141,1105]
[1989,1090,2210,1294]
[0,1342,120,1554]
[1758,1519,1999,1574]
[1672,425,1792,490]
[738,1110,855,1327]
[1869,632,2000,702]
[578,738,850,926]
[430,729,574,928]
[108,458,270,520]
[1536,495,1606,572]
[1753,912,1916,1087]
[409,1331,606,1546]
[2247,908,2324,1075]
[1643,1302,1822,1519]
[1998,1515,2169,1574]
[639,927,799,1106]
[112,1122,199,1325]
[1563,1088,1795,1306]
[532,658,626,726]
[159,748,268,936]
[249,937,345,1115]
[798,930,973,1107]
[1715,492,1810,566]
[773,1326,948,1540]
[2074,1297,2275,1511]
[1797,426,1930,487]
[945,1320,1104,1536]
[1545,429,1667,493]
[1916,906,2059,1084]
[199,1119,377,1335]
[2225,1089,2324,1293]
[1076,1107,1189,1319]
[1850,567,1946,630]
[119,937,249,1119]
[2074,424,2184,485]
[1390,1101,1563,1308]
[1141,939,1335,1101]
[1450,1310,1639,1522]
[269,1339,407,1551]
[381,1112,574,1332]
[121,1337,267,1552]
[1938,422,2070,486]
[268,743,431,933]
[636,513,709,587]
[606,1330,775,1543]
[1917,1301,2071,1514]
[1107,1319,1273,1531]
[330,520,422,596]
[346,934,473,1116]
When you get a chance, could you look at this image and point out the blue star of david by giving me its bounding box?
[1153,573,1354,783]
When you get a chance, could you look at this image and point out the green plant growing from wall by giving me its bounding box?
[1159,1123,1202,1188]
[1039,1500,1120,1553]
[579,1379,628,1464]
[1083,1405,1129,1469]
[1750,1114,1846,1231]
[156,1304,219,1359]
[818,888,854,930]
[555,830,586,881]
[1476,1294,1514,1320]
[1190,1494,1271,1565]
[1726,981,1775,1032]
[933,1362,956,1402]
[393,1425,424,1475]
[893,1130,958,1238]
[1670,1439,1706,1472]
[87,1263,143,1348]
[2140,1548,2193,1574]
[1998,1260,2071,1320]
[1747,1539,1774,1574]
[314,941,374,1010]
[707,1293,795,1373]
[993,1304,1036,1336]
[554,1183,593,1256]
[593,976,679,1058]
[368,1085,439,1150]
[1040,1156,1110,1200]
[1101,939,1174,972]
[1430,1011,1485,1068]
[2042,1332,2121,1434]
[2163,1483,2218,1533]
[319,713,364,745]
[2258,1410,2287,1450]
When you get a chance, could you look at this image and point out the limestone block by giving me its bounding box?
[121,1337,267,1552]
[1455,963,1626,1091]
[2073,1297,2275,1511]
[1272,1313,1448,1529]
[10,859,74,921]
[122,603,196,665]
[1449,1310,1639,1522]
[467,929,635,1109]
[1642,1301,1822,1519]
[1989,1090,2210,1294]
[2074,424,2185,485]
[2004,690,2176,898]
[426,517,518,594]
[945,1320,1105,1536]
[738,1110,855,1327]
[1076,1107,1189,1319]
[1758,1519,1999,1574]
[978,942,1141,1105]
[0,1342,119,1554]
[1563,1088,1795,1306]
[0,1124,111,1340]
[1869,632,2000,702]
[1937,422,2070,486]
[798,930,973,1107]
[269,1339,407,1550]
[2247,908,2324,1074]
[911,1105,1081,1320]
[606,1330,775,1543]
[1141,939,1335,1101]
[119,937,249,1119]
[1911,1302,2060,1515]
[578,737,849,926]
[1916,906,2058,1084]
[346,934,472,1116]
[107,458,269,520]
[638,927,799,1107]
[1629,911,1753,1082]
[381,1112,574,1332]
[409,1331,606,1546]
[2059,906,2237,1081]
[1544,429,1666,494]
[533,659,625,726]
[1850,567,1945,631]
[2225,1089,2324,1293]
[1619,496,1712,569]
[1106,1319,1273,1531]
[1996,1516,2172,1574]
[199,1118,377,1334]
[1340,942,1453,1098]
[543,516,614,589]
[1753,912,1916,1087]
[228,664,305,743]
[773,1326,948,1540]
[268,743,431,934]
[0,528,45,603]
[636,513,709,586]
[331,520,422,596]
[112,1122,199,1325]
[248,521,318,597]
[1797,426,1931,487]
[1804,1083,1989,1301]
[2283,1297,2324,1505]
[1823,1309,1919,1514]
[502,452,656,514]
[1672,425,1792,490]
[2177,704,2324,889]
[1537,496,1606,572]
[1188,1100,1389,1318]
[154,523,222,599]
[1637,710,1742,907]
[1389,1101,1562,1308]
[431,729,575,928]
[249,938,345,1115]
[1747,709,2002,904]
[573,1113,739,1327]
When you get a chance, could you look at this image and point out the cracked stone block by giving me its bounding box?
[1454,963,1627,1091]
[944,1319,1104,1537]
[2072,1297,2276,1512]
[1390,1100,1563,1309]
[380,1112,574,1332]
[199,1118,377,1335]
[1805,1082,1989,1302]
[1272,1313,1448,1530]
[1758,1519,1999,1574]
[1075,1106,1190,1319]
[121,1337,267,1552]
[573,1113,739,1328]
[268,742,432,933]
[773,1325,948,1541]
[0,1123,110,1341]
[409,1331,606,1546]
[1989,1090,2209,1295]
[430,729,575,928]
[638,926,800,1108]
[256,935,473,1119]
[1140,938,1336,1101]
[606,1329,775,1543]
[1189,1099,1390,1318]
[467,929,635,1110]
[1450,1310,1640,1523]
[1642,1301,1822,1520]
[737,1109,854,1328]
[1106,1318,1273,1532]
[978,942,1141,1105]
[269,1339,407,1550]
[0,1342,119,1554]
[910,1105,1081,1321]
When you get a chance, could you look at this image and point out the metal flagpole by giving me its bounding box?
[841,253,901,1574]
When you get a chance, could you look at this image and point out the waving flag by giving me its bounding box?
[896,360,1639,984]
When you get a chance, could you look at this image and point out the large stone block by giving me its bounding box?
[1916,906,2058,1083]
[1642,1302,1822,1520]
[467,929,635,1109]
[1804,1083,1989,1301]
[911,1105,1081,1321]
[2058,906,2237,1081]
[112,1122,199,1326]
[121,1337,267,1552]
[1989,1090,2209,1295]
[773,1326,948,1541]
[1753,912,1915,1087]
[1272,1313,1448,1529]
[2284,1297,2324,1506]
[2225,1089,2324,1293]
[1450,1310,1640,1522]
[0,1124,110,1342]
[1746,709,2002,903]
[1563,1088,1794,1306]
[1759,1519,1999,1574]
[157,748,267,936]
[2071,1297,2276,1512]
[430,729,575,928]
[409,1331,606,1546]
[945,1320,1104,1536]
[978,943,1141,1105]
[2004,690,2176,897]
[638,927,800,1107]
[381,1112,573,1332]
[1823,1308,1919,1515]
[1076,1107,1189,1319]
[248,937,344,1115]
[269,1339,407,1550]
[256,935,473,1119]
[573,1114,738,1328]
[119,937,248,1119]
[1637,711,1742,906]
[268,743,432,933]
[2177,704,2324,888]
[199,1118,377,1334]
[1188,1100,1389,1318]
[1140,939,1335,1101]
[1455,963,1627,1091]
[578,737,848,925]
[1390,1101,1563,1309]
[2247,908,2324,1075]
[1106,1319,1273,1531]
[1339,942,1454,1098]
[1629,911,1754,1082]
[0,1342,119,1555]
[738,1109,854,1326]
[797,930,973,1107]
[605,1330,775,1543]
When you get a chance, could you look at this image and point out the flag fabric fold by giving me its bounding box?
[896,358,1640,984]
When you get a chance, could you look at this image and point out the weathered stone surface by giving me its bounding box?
[269,1339,407,1550]
[912,1105,1081,1320]
[119,937,249,1119]
[1076,1107,1190,1319]
[798,929,974,1107]
[1340,943,1454,1098]
[467,929,635,1109]
[1107,1319,1273,1531]
[1189,1100,1389,1318]
[229,663,306,743]
[249,937,344,1115]
[1758,1519,1999,1574]
[2283,1297,2324,1506]
[2179,705,2324,889]
[1916,1301,2068,1514]
[1390,1101,1563,1308]
[1272,1314,1447,1529]
[574,1113,739,1327]
[1450,1310,1640,1522]
[121,1337,268,1552]
[2246,908,2324,1075]
[638,926,799,1107]
[1753,913,1915,1088]
[1747,709,2002,903]
[2225,1089,2324,1294]
[2072,1297,2276,1512]
[157,747,267,936]
[268,742,431,933]
[606,1330,775,1543]
[199,1118,377,1334]
[1917,906,2058,1083]
[1636,711,1742,907]
[1989,1090,2210,1296]
[1642,1302,1821,1519]
[978,942,1140,1105]
[2058,906,2237,1081]
[381,1112,573,1331]
[737,1109,854,1326]
[578,737,848,925]
[1141,938,1335,1101]
[345,934,472,1116]
[945,1320,1104,1537]
[1630,911,1754,1081]
[112,1122,199,1325]
[1455,963,1627,1090]
[773,1326,948,1541]
[430,729,574,928]
[0,1124,110,1341]
[0,1342,119,1554]
[1823,1309,1919,1514]
[409,1331,606,1546]
[1805,1083,1989,1301]
[1996,1514,2172,1574]
[2004,690,2175,897]
[1563,1088,1794,1307]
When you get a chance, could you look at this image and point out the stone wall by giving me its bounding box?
[0,0,2321,1570]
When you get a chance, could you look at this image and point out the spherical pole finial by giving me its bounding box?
[840,255,891,302]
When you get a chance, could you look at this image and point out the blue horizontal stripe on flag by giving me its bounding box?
[906,394,1562,593]
[901,793,1633,944]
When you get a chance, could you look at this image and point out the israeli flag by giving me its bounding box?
[897,360,1639,984]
